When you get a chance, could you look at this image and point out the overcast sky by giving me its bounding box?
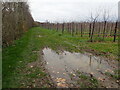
[28,0,119,22]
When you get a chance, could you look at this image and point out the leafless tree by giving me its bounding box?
[102,9,109,40]
[2,2,34,46]
[90,13,99,42]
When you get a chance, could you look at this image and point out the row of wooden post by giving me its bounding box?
[39,21,118,42]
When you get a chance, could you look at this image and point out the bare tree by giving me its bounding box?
[90,13,99,42]
[2,2,34,46]
[102,9,109,40]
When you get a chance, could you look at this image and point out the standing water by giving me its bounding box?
[42,48,118,88]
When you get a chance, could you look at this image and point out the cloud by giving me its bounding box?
[28,0,119,22]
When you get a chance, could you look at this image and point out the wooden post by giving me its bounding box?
[113,21,118,42]
[90,20,95,42]
[81,23,83,37]
[89,23,91,37]
[62,23,64,34]
[72,22,74,36]
[103,21,107,40]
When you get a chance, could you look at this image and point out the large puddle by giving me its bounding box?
[42,48,118,88]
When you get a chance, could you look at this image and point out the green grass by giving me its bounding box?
[105,69,120,80]
[53,29,118,59]
[26,67,47,78]
[76,72,99,88]
[3,27,118,88]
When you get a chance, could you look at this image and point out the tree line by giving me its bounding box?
[2,2,34,46]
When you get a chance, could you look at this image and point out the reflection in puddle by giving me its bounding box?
[42,48,118,88]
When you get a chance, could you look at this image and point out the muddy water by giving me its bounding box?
[42,48,118,88]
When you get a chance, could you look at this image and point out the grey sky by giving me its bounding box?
[28,0,119,22]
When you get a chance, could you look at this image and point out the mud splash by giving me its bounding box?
[42,48,118,88]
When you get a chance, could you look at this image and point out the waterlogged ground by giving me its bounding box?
[3,27,119,88]
[42,48,119,88]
